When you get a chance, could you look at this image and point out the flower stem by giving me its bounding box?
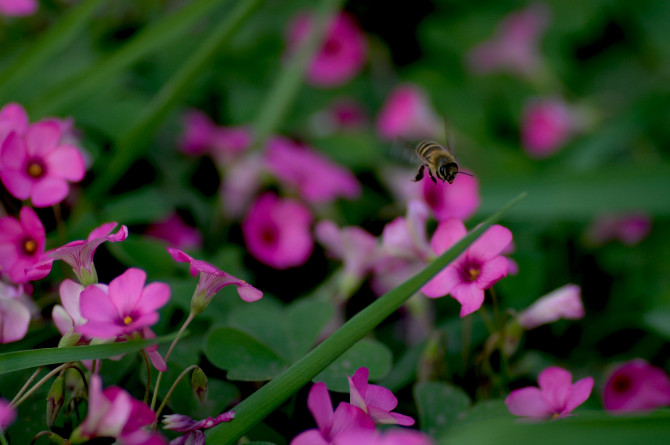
[11,363,68,408]
[207,192,526,444]
[141,350,152,405]
[151,311,195,410]
[10,367,43,405]
[153,365,200,428]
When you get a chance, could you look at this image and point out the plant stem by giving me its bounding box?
[11,363,68,408]
[10,367,43,405]
[141,350,152,405]
[153,365,200,428]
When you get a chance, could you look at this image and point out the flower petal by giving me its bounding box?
[430,218,467,255]
[307,382,333,434]
[0,131,27,169]
[468,224,512,262]
[31,177,69,207]
[44,144,85,181]
[505,387,553,418]
[451,283,485,317]
[1,170,33,200]
[25,122,60,157]
[421,265,460,298]
[138,282,171,313]
[476,255,508,289]
[109,268,147,314]
[562,376,594,415]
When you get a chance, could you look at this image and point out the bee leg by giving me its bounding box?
[428,169,437,185]
[413,165,425,182]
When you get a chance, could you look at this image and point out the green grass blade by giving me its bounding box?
[30,0,223,117]
[206,192,526,444]
[0,333,178,374]
[84,0,263,202]
[250,0,345,148]
[0,0,104,103]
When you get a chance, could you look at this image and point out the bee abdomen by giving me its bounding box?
[416,140,444,160]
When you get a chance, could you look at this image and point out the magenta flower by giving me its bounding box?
[505,366,594,419]
[521,97,576,157]
[168,247,262,314]
[265,136,361,204]
[0,206,46,283]
[375,84,441,141]
[315,220,379,281]
[602,359,670,413]
[77,268,170,339]
[162,411,235,445]
[242,192,314,269]
[0,281,31,343]
[27,222,128,284]
[421,218,512,317]
[179,109,218,156]
[291,382,374,445]
[220,153,265,219]
[73,375,166,444]
[0,398,16,430]
[286,11,367,87]
[586,213,651,246]
[518,284,584,330]
[419,169,480,221]
[334,429,434,445]
[0,0,37,16]
[466,3,550,77]
[145,214,202,250]
[0,121,86,207]
[348,367,414,426]
[0,103,29,145]
[310,98,368,136]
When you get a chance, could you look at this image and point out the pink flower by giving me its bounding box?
[265,136,361,204]
[505,366,594,419]
[518,284,584,330]
[0,398,16,430]
[179,109,218,156]
[286,11,367,87]
[220,153,265,219]
[291,382,374,445]
[74,375,166,444]
[0,281,31,343]
[375,84,441,141]
[334,429,434,445]
[420,169,480,221]
[145,214,202,250]
[0,103,29,145]
[77,268,170,340]
[586,213,651,246]
[421,218,512,317]
[168,247,262,314]
[602,359,670,413]
[27,222,128,284]
[0,206,46,283]
[521,97,576,157]
[466,3,550,77]
[242,192,314,269]
[348,367,414,426]
[310,98,368,136]
[315,220,379,281]
[52,279,86,343]
[0,121,86,207]
[163,411,235,445]
[0,0,37,16]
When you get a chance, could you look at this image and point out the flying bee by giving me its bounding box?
[413,140,473,185]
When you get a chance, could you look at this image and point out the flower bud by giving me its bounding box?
[46,375,65,427]
[191,367,208,404]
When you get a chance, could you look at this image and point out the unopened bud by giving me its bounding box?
[191,367,208,404]
[46,375,65,427]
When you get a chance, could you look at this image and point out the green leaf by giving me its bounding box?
[315,338,393,393]
[439,411,670,445]
[204,327,285,381]
[107,235,178,276]
[0,334,177,375]
[414,381,471,437]
[643,308,670,340]
[102,188,173,225]
[207,192,526,444]
[285,299,336,361]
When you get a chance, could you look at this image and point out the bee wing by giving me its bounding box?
[388,138,420,165]
[443,116,456,155]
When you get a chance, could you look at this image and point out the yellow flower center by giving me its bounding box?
[468,267,480,281]
[27,162,44,178]
[23,239,38,255]
[123,316,133,325]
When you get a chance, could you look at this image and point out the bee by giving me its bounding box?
[413,140,472,185]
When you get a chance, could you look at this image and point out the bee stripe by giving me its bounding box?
[416,141,445,159]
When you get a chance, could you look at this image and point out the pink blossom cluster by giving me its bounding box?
[292,367,426,445]
[0,0,37,16]
[0,103,86,207]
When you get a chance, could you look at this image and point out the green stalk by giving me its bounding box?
[0,0,104,103]
[31,0,223,117]
[83,0,263,203]
[207,192,527,444]
[250,0,345,148]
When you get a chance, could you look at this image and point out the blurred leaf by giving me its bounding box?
[314,338,393,393]
[0,334,177,374]
[456,399,512,428]
[108,235,178,276]
[285,299,336,361]
[415,381,471,437]
[477,167,670,220]
[204,327,285,381]
[102,188,173,224]
[440,411,670,445]
[643,308,670,340]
